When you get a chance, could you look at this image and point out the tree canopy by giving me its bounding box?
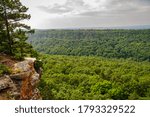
[28,29,150,61]
[39,54,150,100]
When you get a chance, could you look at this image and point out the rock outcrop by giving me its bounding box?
[0,56,42,100]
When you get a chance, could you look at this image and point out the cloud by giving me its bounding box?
[78,0,150,17]
[38,0,150,17]
[105,0,150,12]
[38,0,89,15]
[38,4,72,14]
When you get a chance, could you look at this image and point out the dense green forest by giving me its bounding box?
[39,54,150,100]
[28,29,150,61]
[29,29,150,100]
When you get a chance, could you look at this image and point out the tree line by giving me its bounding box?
[28,29,150,61]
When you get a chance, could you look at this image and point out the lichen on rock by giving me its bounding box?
[0,55,42,100]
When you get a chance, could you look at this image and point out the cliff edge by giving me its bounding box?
[0,54,42,100]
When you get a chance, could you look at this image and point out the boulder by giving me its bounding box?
[0,57,42,100]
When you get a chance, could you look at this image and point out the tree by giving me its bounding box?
[0,3,5,52]
[0,0,35,58]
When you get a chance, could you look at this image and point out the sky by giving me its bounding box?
[21,0,150,29]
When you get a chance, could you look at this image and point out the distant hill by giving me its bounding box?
[74,25,150,30]
[105,25,150,29]
[28,29,150,61]
[36,25,150,30]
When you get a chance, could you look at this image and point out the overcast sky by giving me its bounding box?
[21,0,150,29]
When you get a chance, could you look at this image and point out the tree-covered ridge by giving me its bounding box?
[39,54,150,100]
[28,29,150,61]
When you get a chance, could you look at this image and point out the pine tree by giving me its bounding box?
[0,0,35,59]
[0,3,4,52]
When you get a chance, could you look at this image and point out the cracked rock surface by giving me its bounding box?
[0,55,42,100]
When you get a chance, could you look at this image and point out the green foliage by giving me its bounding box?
[38,54,150,100]
[0,0,36,59]
[34,60,43,73]
[0,63,11,76]
[28,29,150,61]
[91,80,112,95]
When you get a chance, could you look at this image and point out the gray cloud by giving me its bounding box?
[21,0,150,29]
[79,0,150,17]
[38,0,88,14]
[78,7,139,17]
[65,0,85,7]
[42,12,150,29]
[38,0,150,17]
[38,4,72,14]
[80,0,150,16]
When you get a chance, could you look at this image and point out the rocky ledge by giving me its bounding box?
[0,57,42,100]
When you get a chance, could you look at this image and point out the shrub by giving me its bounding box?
[0,64,11,76]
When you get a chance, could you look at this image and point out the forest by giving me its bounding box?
[39,54,150,100]
[28,29,150,61]
[28,29,150,100]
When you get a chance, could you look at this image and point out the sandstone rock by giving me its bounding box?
[0,75,17,99]
[10,71,31,80]
[0,57,42,100]
[0,81,9,91]
[13,60,32,73]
